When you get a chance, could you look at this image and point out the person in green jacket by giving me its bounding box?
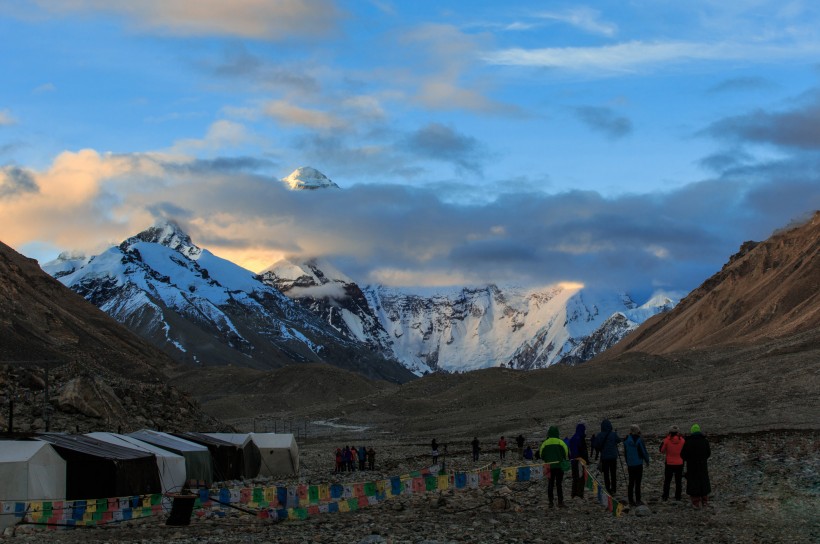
[539,425,570,508]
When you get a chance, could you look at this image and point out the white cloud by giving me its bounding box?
[536,7,617,37]
[33,82,57,93]
[483,40,820,73]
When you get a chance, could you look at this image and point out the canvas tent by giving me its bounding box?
[173,432,243,482]
[0,440,66,530]
[37,434,161,500]
[86,432,186,494]
[249,433,299,477]
[128,430,213,485]
[204,433,261,479]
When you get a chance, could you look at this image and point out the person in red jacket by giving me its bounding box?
[498,436,508,460]
[660,425,685,501]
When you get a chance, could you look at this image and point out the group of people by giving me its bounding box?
[467,434,531,462]
[536,419,711,509]
[333,445,376,473]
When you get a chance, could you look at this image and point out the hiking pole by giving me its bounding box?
[617,451,628,482]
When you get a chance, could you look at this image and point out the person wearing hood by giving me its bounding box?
[591,419,622,495]
[623,424,650,506]
[539,425,570,508]
[568,422,589,499]
[680,423,711,508]
[660,425,685,501]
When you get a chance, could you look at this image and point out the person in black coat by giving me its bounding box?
[680,423,711,508]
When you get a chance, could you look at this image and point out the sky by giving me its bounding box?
[0,1,819,300]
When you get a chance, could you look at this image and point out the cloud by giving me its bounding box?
[0,109,16,126]
[263,100,347,130]
[0,166,39,197]
[400,123,487,175]
[399,24,518,115]
[536,7,617,37]
[702,90,820,150]
[707,76,774,94]
[698,148,754,172]
[33,82,57,94]
[483,40,820,74]
[34,0,342,40]
[169,119,255,154]
[204,44,320,94]
[573,106,632,139]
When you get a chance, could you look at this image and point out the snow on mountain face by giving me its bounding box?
[267,258,677,375]
[281,167,340,190]
[41,221,415,383]
[363,283,674,374]
[259,259,394,356]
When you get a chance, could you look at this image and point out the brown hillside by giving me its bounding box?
[0,240,221,433]
[602,211,820,357]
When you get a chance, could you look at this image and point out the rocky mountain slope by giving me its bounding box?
[43,222,415,383]
[0,239,221,433]
[602,211,820,358]
[263,259,676,374]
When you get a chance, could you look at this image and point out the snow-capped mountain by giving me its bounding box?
[281,167,339,190]
[41,222,415,383]
[264,258,678,374]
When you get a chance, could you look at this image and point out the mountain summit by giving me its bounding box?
[282,167,339,190]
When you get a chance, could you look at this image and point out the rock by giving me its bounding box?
[55,376,125,419]
[358,536,387,544]
[635,504,651,517]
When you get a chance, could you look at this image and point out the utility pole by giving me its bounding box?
[2,360,66,432]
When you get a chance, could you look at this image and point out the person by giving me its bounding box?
[498,436,507,460]
[341,446,351,472]
[367,446,376,471]
[591,419,621,495]
[350,445,358,472]
[681,423,711,508]
[471,437,480,462]
[516,434,526,460]
[334,448,342,473]
[539,426,569,508]
[623,424,650,506]
[358,445,367,471]
[660,425,685,501]
[431,438,440,465]
[524,444,534,461]
[568,422,589,499]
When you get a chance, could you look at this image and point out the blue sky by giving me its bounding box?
[1,1,818,298]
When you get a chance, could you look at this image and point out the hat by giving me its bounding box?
[690,423,701,434]
[630,424,641,435]
[669,425,680,434]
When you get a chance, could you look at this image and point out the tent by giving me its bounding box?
[86,432,186,494]
[204,433,261,479]
[0,440,66,530]
[172,432,243,482]
[37,434,161,500]
[128,430,213,485]
[249,433,299,477]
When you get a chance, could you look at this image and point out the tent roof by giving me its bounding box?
[128,430,209,453]
[204,433,252,447]
[250,433,296,449]
[0,439,56,462]
[37,433,155,461]
[86,432,185,459]
[173,432,236,448]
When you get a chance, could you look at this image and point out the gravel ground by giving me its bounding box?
[3,430,818,543]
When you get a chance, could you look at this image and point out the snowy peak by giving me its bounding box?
[281,167,339,191]
[121,221,202,260]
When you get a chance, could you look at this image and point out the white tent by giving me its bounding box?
[248,433,299,477]
[0,440,66,530]
[128,430,214,484]
[86,432,186,493]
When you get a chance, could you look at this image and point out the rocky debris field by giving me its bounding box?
[3,430,818,543]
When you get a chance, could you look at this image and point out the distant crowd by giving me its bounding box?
[333,445,376,472]
[430,420,711,510]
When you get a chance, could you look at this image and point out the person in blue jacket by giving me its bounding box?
[591,419,621,495]
[623,424,650,506]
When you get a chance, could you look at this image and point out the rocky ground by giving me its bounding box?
[3,430,818,543]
